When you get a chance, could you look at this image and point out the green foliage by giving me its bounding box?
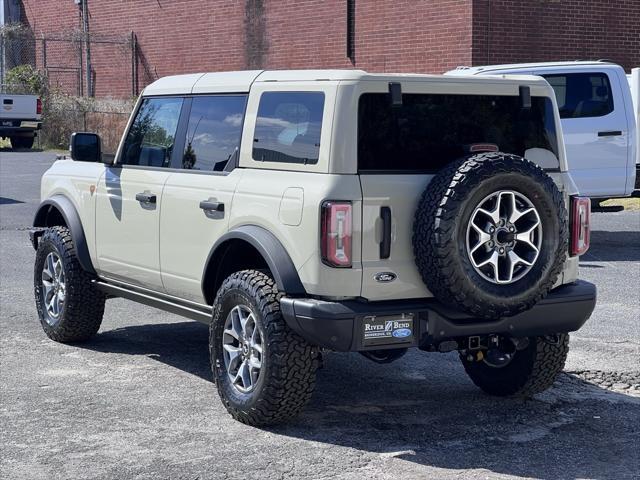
[4,65,48,97]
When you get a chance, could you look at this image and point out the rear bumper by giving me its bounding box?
[0,120,41,136]
[280,280,596,352]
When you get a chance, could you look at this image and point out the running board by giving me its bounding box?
[94,280,212,323]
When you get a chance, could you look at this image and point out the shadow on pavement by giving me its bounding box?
[582,230,640,262]
[284,352,639,480]
[79,321,639,479]
[79,321,212,381]
[0,147,44,153]
[0,197,25,205]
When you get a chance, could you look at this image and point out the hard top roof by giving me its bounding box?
[446,60,618,75]
[142,69,552,96]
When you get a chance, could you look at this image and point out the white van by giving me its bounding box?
[447,61,638,198]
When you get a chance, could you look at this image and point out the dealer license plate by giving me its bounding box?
[362,314,414,347]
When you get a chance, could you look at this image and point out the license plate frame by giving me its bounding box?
[361,314,415,348]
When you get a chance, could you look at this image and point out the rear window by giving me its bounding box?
[358,93,559,172]
[252,92,324,165]
[543,73,613,118]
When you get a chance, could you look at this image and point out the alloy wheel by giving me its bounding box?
[466,190,542,284]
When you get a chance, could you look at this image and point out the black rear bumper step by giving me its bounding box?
[280,280,596,352]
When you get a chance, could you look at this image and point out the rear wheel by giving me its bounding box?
[34,226,105,342]
[10,136,34,149]
[461,334,569,397]
[209,270,318,426]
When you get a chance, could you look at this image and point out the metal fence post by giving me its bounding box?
[42,36,47,69]
[130,31,137,97]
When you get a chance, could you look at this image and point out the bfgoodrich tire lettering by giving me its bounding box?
[34,226,105,342]
[413,152,568,318]
[461,334,570,397]
[210,270,318,426]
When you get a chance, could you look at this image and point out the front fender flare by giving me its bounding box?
[202,225,306,299]
[33,195,96,275]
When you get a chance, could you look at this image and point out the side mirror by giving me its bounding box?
[70,132,106,163]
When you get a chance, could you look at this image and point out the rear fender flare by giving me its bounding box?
[202,225,306,300]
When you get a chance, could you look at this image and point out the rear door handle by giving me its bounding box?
[199,200,224,212]
[380,206,392,259]
[598,130,622,137]
[135,192,156,204]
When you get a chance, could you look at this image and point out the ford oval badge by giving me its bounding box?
[393,328,412,338]
[374,272,397,283]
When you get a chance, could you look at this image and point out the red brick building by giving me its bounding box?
[18,0,640,98]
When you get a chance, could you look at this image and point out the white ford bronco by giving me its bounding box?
[31,70,596,426]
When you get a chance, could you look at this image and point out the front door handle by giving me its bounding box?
[598,130,622,137]
[135,192,156,204]
[199,200,224,212]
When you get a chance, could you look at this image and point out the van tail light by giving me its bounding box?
[321,201,352,267]
[570,196,591,256]
[36,98,42,115]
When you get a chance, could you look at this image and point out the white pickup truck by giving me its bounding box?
[447,61,638,199]
[0,92,42,149]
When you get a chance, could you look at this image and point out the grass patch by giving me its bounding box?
[600,197,640,211]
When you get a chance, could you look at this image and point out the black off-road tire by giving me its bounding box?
[34,226,105,342]
[210,270,318,426]
[461,334,569,397]
[413,152,568,318]
[10,136,34,149]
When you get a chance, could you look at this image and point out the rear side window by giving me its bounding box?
[358,93,558,172]
[252,92,324,165]
[121,97,183,167]
[181,95,246,172]
[543,73,614,118]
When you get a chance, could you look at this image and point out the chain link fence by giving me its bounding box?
[39,31,138,98]
[1,24,137,150]
[1,23,36,92]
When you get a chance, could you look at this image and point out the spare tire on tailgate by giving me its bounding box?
[413,152,568,319]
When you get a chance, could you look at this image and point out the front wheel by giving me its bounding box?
[209,270,318,426]
[461,334,569,397]
[34,226,105,342]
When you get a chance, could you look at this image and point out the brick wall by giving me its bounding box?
[19,0,639,99]
[472,0,640,68]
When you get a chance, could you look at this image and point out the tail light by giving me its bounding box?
[36,98,42,115]
[321,201,352,267]
[570,196,591,256]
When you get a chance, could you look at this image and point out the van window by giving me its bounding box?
[181,95,246,172]
[252,92,324,164]
[543,73,614,118]
[358,93,558,172]
[121,97,183,167]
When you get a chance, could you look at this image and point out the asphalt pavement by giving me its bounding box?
[1,151,639,480]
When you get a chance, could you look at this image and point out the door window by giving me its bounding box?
[543,73,614,118]
[120,97,183,167]
[252,92,324,164]
[181,95,247,172]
